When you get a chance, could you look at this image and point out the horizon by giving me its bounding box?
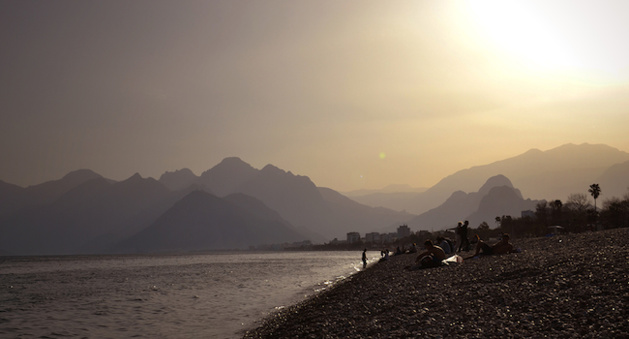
[4,142,627,193]
[2,1,629,191]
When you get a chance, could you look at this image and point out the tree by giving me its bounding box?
[550,199,563,226]
[566,193,589,213]
[588,183,601,213]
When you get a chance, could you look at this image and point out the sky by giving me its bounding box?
[2,0,629,192]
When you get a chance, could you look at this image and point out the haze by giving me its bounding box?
[2,0,628,191]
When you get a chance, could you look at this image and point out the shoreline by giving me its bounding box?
[244,228,629,338]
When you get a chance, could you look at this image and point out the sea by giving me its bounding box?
[0,251,372,338]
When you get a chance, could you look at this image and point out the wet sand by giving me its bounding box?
[244,228,629,338]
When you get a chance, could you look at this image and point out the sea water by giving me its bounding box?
[0,251,373,338]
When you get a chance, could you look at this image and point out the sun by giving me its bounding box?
[463,0,629,83]
[465,1,575,71]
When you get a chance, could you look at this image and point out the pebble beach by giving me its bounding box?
[244,228,629,338]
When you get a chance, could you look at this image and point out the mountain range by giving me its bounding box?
[1,143,627,255]
[407,175,539,230]
[348,143,629,214]
[0,159,413,255]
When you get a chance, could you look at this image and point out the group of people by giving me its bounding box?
[363,220,518,270]
[412,231,516,269]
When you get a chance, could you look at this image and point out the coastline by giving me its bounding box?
[244,228,629,338]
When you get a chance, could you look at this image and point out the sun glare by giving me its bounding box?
[465,0,629,84]
[466,1,575,70]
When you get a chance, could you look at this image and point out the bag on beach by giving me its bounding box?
[444,254,463,264]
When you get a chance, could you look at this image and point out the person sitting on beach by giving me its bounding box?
[379,249,390,262]
[409,243,418,253]
[469,233,516,258]
[436,236,452,255]
[414,240,446,268]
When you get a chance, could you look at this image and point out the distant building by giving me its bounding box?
[365,232,381,243]
[397,224,411,238]
[347,232,361,244]
[329,238,347,245]
[381,232,398,243]
[521,210,535,218]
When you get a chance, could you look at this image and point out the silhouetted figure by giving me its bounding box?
[409,243,418,253]
[458,220,471,252]
[454,221,463,251]
[414,240,446,268]
[362,249,367,269]
[379,249,390,262]
[468,233,516,259]
[437,236,452,255]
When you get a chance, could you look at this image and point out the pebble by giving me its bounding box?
[244,228,629,338]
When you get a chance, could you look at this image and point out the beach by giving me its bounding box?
[244,228,629,338]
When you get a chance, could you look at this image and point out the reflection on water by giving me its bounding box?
[0,251,371,338]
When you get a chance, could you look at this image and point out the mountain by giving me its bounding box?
[24,169,104,205]
[158,168,200,191]
[0,169,105,217]
[318,187,415,237]
[196,160,413,240]
[343,184,427,197]
[407,175,539,230]
[350,143,629,214]
[198,157,258,196]
[0,180,26,216]
[0,173,180,255]
[117,190,308,252]
[0,160,412,254]
[465,186,538,227]
[596,160,629,200]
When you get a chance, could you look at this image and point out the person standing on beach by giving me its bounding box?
[362,249,367,268]
[458,220,471,252]
[454,222,462,251]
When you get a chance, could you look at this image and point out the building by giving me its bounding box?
[346,232,361,244]
[397,224,411,238]
[365,232,381,244]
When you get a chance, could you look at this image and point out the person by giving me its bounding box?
[409,243,418,253]
[414,240,446,268]
[454,222,463,252]
[362,249,367,268]
[436,236,452,254]
[458,220,471,252]
[469,233,516,258]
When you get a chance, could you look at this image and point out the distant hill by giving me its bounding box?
[2,143,625,254]
[407,175,539,230]
[596,160,629,200]
[116,191,308,252]
[158,168,200,191]
[198,157,259,196]
[343,184,427,197]
[350,143,629,214]
[0,173,181,255]
[187,158,414,240]
[0,159,413,255]
[0,180,26,216]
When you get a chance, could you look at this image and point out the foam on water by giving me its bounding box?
[0,251,374,338]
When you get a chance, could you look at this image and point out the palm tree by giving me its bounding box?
[588,183,601,212]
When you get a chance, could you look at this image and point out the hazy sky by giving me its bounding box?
[2,0,629,191]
